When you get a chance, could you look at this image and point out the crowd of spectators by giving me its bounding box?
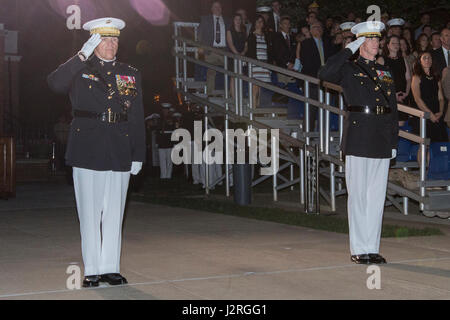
[144,1,450,184]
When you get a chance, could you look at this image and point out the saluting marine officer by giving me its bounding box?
[319,21,398,264]
[48,18,146,286]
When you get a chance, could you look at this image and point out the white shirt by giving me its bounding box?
[213,15,226,47]
[273,13,280,32]
[442,46,450,67]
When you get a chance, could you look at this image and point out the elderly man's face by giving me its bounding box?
[211,2,222,16]
[94,36,119,61]
[310,23,323,38]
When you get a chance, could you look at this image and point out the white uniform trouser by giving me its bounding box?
[345,156,390,256]
[158,148,173,179]
[73,167,130,276]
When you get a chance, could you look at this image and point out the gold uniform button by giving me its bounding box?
[375,87,379,91]
[352,121,357,124]
[360,81,363,85]
[107,71,112,75]
[376,98,380,102]
[76,128,80,132]
[373,77,377,80]
[108,96,112,100]
[108,84,112,87]
[89,85,92,89]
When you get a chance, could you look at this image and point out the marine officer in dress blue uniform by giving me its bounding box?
[48,17,146,286]
[319,21,398,264]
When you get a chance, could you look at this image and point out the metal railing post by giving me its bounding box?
[234,59,239,115]
[305,81,310,146]
[224,56,230,197]
[420,117,426,211]
[319,87,324,152]
[238,59,244,116]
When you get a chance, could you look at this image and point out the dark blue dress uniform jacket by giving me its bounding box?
[318,48,399,159]
[47,55,146,171]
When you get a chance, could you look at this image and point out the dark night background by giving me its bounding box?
[0,0,448,132]
[0,0,256,130]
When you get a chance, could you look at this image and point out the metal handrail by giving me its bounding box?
[173,28,439,215]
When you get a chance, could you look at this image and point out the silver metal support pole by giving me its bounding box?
[234,59,239,115]
[183,42,188,94]
[304,144,308,212]
[204,105,209,195]
[174,24,180,90]
[420,117,426,211]
[319,88,324,152]
[402,167,409,215]
[300,147,305,205]
[273,134,278,202]
[224,56,230,197]
[305,81,310,145]
[238,60,244,116]
[315,144,320,214]
[248,63,254,122]
[330,163,336,212]
[325,92,330,155]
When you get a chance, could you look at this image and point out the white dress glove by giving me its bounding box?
[345,37,366,54]
[78,33,102,61]
[130,162,143,175]
[293,58,303,72]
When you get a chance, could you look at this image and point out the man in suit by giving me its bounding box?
[47,18,146,287]
[272,16,296,84]
[267,1,282,33]
[319,21,398,265]
[432,28,450,77]
[300,20,333,129]
[433,28,450,121]
[198,1,231,95]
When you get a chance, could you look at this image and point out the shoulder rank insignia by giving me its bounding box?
[128,65,138,72]
[353,73,368,78]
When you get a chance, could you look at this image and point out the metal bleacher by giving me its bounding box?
[172,22,450,218]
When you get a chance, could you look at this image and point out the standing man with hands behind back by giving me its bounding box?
[319,21,398,265]
[48,17,146,287]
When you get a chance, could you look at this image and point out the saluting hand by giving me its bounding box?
[78,33,102,61]
[346,37,366,54]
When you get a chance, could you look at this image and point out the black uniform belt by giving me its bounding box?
[347,105,391,115]
[74,110,128,123]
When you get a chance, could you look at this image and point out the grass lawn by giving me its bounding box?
[130,173,444,238]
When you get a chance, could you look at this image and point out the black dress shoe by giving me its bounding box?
[369,253,387,264]
[82,275,100,288]
[351,254,371,264]
[99,273,128,285]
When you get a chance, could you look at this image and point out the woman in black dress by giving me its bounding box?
[411,51,448,144]
[377,35,411,125]
[226,13,248,99]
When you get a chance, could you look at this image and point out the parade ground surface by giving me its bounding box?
[0,183,449,300]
